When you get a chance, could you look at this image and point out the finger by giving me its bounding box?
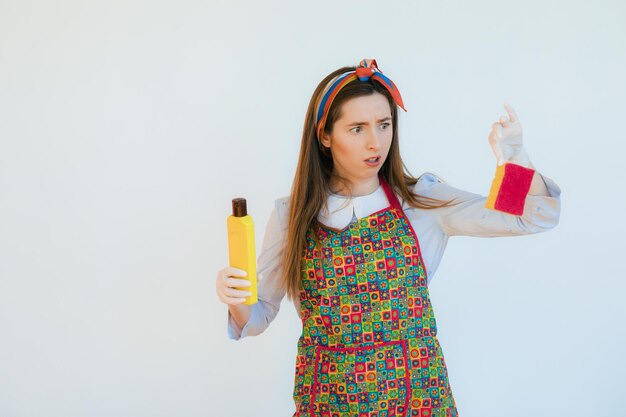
[223,287,253,298]
[226,278,252,288]
[489,136,504,162]
[494,123,503,139]
[503,102,518,123]
[499,116,509,127]
[491,122,502,136]
[488,128,501,146]
[219,295,247,305]
[225,267,247,278]
[257,273,264,282]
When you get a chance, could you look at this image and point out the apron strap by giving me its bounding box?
[379,176,403,210]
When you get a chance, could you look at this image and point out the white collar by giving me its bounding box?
[318,185,390,230]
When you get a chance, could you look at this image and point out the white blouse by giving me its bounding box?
[227,172,562,340]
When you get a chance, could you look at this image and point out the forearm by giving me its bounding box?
[228,303,251,330]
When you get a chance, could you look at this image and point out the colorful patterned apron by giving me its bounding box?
[293,178,458,417]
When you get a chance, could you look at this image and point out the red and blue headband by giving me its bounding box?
[315,59,407,140]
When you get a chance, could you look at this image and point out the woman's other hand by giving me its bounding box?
[488,102,530,166]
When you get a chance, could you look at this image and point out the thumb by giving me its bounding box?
[257,273,264,282]
[489,131,504,164]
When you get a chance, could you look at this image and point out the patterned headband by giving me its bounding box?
[315,59,407,140]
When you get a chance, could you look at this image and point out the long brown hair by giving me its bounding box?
[281,65,456,300]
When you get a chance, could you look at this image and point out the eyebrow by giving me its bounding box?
[345,117,392,127]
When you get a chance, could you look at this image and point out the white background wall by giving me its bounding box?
[1,1,625,416]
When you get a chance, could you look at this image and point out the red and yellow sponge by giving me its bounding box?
[486,163,535,216]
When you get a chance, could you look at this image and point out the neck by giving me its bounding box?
[330,176,381,197]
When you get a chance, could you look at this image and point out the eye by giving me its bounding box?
[350,126,362,133]
[380,122,391,130]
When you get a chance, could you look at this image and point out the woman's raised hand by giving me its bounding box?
[216,267,252,305]
[488,102,530,166]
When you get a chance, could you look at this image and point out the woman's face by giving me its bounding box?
[320,92,393,194]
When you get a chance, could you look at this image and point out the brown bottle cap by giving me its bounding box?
[232,198,247,217]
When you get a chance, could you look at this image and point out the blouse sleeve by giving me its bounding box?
[415,172,561,237]
[227,198,289,340]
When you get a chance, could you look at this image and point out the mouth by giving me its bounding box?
[364,155,382,166]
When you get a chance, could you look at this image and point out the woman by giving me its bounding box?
[216,59,561,417]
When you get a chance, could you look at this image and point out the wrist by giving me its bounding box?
[503,147,531,167]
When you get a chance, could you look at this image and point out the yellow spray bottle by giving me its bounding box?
[226,198,257,305]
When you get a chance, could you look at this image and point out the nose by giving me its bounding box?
[366,130,381,151]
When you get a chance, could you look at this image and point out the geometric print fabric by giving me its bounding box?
[294,182,458,417]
